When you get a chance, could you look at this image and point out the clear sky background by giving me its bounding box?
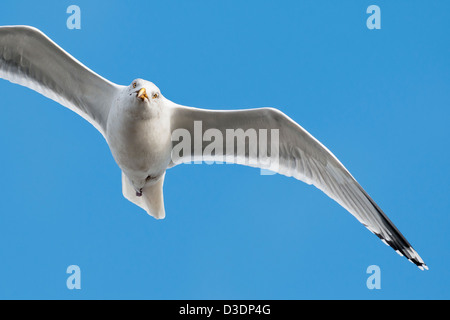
[0,1,448,299]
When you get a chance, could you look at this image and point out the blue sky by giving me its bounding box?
[0,0,449,299]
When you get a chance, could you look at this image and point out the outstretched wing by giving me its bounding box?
[0,25,122,136]
[170,105,428,270]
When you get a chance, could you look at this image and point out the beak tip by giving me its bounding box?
[137,88,148,101]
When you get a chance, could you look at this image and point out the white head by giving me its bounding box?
[124,79,164,118]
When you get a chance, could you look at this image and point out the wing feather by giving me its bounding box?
[170,105,427,269]
[0,25,122,136]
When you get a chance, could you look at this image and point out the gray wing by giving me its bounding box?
[170,105,428,270]
[0,25,122,136]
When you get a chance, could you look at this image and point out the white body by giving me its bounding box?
[106,81,172,190]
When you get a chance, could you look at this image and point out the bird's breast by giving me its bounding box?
[106,110,172,176]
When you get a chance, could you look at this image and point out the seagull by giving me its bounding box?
[0,26,427,270]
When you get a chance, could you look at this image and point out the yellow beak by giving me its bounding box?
[137,88,148,101]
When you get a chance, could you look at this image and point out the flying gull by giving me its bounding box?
[0,26,427,270]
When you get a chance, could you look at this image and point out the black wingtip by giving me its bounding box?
[373,232,428,271]
[408,257,429,271]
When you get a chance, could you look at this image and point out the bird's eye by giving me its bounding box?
[132,82,137,88]
[152,93,159,99]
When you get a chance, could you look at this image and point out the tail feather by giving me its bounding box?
[122,172,166,219]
